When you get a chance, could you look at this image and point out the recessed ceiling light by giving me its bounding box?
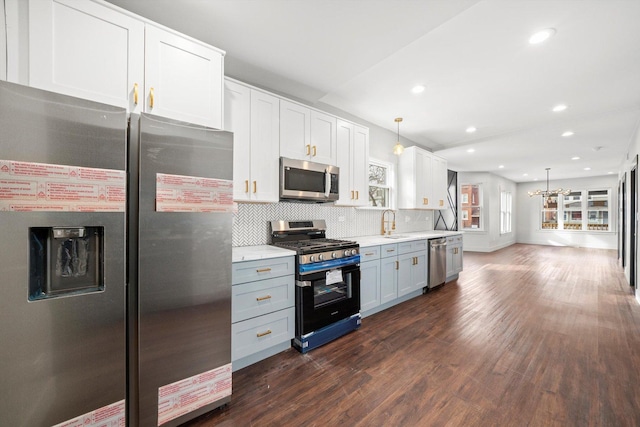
[466,126,477,133]
[571,156,580,160]
[529,28,556,45]
[498,165,505,169]
[523,173,528,177]
[533,178,539,181]
[552,104,568,112]
[466,148,475,153]
[562,131,574,137]
[608,171,614,174]
[411,85,425,94]
[584,167,591,171]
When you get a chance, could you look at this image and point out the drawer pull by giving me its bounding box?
[256,329,272,338]
[365,252,375,256]
[386,249,395,253]
[133,83,139,105]
[395,260,399,270]
[256,268,272,273]
[256,295,272,301]
[149,87,155,108]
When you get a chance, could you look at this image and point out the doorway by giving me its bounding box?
[631,163,637,291]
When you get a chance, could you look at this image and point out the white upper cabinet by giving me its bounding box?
[28,0,144,112]
[309,110,337,165]
[398,146,447,209]
[144,25,224,129]
[336,120,369,206]
[224,79,279,203]
[280,99,337,165]
[23,0,224,128]
[279,100,311,161]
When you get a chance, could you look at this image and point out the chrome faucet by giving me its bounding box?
[381,209,396,235]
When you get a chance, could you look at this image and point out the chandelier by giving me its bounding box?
[392,117,404,155]
[528,168,571,205]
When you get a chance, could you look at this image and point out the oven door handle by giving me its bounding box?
[299,255,360,274]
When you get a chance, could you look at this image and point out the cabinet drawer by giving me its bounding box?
[398,239,427,255]
[360,246,380,262]
[232,307,295,361]
[232,275,294,323]
[447,235,463,245]
[232,256,295,285]
[380,243,398,258]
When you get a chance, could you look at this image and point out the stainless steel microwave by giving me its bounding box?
[280,157,339,203]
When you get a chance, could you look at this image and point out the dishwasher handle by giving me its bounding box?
[429,238,447,247]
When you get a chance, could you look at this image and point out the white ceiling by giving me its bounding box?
[107,0,640,183]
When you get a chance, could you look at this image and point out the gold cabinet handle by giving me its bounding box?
[256,295,272,301]
[355,190,359,200]
[439,200,444,206]
[395,260,399,270]
[253,181,257,193]
[306,145,311,155]
[365,252,375,256]
[256,267,272,273]
[256,329,272,338]
[351,190,355,200]
[312,145,317,156]
[149,87,155,108]
[133,83,139,105]
[244,180,249,193]
[386,249,395,253]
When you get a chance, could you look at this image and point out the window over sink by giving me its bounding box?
[368,158,394,209]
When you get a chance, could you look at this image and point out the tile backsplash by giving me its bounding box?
[233,202,434,246]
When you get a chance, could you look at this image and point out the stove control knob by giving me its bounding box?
[318,254,324,261]
[350,249,357,256]
[331,252,337,259]
[344,250,350,257]
[309,255,316,262]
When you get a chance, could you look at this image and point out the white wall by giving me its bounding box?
[516,175,618,249]
[1,0,6,80]
[458,172,517,252]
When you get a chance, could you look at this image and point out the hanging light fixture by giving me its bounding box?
[528,168,571,206]
[393,117,404,155]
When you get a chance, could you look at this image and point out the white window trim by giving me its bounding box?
[500,189,512,235]
[538,188,612,232]
[360,157,395,210]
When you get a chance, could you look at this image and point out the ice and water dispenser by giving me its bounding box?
[29,226,104,300]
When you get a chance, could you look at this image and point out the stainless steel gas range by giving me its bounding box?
[270,220,361,353]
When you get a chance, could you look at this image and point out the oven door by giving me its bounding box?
[296,262,360,336]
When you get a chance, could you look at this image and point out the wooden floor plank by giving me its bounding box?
[185,244,640,426]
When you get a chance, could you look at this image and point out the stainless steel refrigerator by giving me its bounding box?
[0,81,232,426]
[128,113,233,426]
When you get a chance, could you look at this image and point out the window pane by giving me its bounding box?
[369,186,388,208]
[369,164,387,185]
[461,184,482,230]
[587,189,609,231]
[542,195,558,229]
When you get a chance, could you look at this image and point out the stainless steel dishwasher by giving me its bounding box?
[428,238,447,288]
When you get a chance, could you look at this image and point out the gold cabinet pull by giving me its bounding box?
[244,180,249,193]
[133,83,139,105]
[395,260,399,270]
[256,329,272,338]
[312,145,317,156]
[149,87,155,108]
[355,190,359,200]
[256,295,272,301]
[256,267,272,273]
[439,200,444,206]
[386,249,395,253]
[351,190,354,200]
[365,252,375,256]
[253,181,257,193]
[306,144,311,155]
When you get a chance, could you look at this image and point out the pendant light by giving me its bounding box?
[528,168,571,206]
[393,117,404,155]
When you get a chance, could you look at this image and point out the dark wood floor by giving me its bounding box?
[186,244,640,426]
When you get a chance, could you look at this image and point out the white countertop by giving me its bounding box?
[232,231,463,260]
[232,245,296,263]
[344,230,463,247]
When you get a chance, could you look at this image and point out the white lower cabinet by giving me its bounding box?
[359,246,381,313]
[231,256,295,371]
[362,239,428,316]
[446,234,464,281]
